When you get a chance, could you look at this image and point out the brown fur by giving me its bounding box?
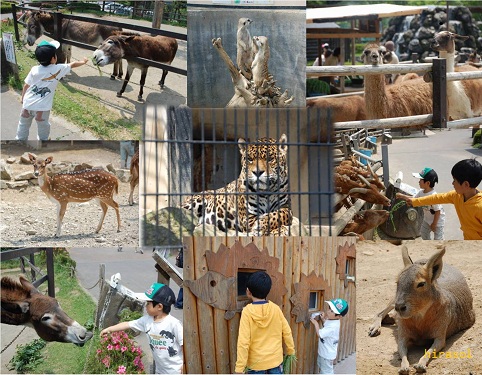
[128,149,139,206]
[341,209,389,235]
[307,95,366,123]
[25,11,122,78]
[457,65,482,116]
[29,154,121,236]
[93,33,178,100]
[368,247,475,374]
[1,276,92,344]
[362,43,433,125]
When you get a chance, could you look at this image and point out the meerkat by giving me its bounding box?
[251,36,270,88]
[236,18,254,80]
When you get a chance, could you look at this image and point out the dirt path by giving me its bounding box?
[0,142,139,247]
[356,240,482,375]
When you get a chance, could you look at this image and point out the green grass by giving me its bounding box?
[1,22,140,140]
[27,250,97,374]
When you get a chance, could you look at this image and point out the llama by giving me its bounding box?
[431,31,474,120]
[361,43,433,124]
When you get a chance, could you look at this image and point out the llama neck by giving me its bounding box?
[439,50,455,73]
[364,73,388,119]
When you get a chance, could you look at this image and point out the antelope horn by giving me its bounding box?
[358,174,372,188]
[348,187,369,195]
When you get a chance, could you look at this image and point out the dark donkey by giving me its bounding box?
[25,11,123,79]
[1,276,93,345]
[93,33,178,101]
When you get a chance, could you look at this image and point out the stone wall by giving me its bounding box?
[382,6,482,62]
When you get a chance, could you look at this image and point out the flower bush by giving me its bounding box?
[90,331,145,374]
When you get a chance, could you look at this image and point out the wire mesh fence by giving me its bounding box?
[141,106,335,246]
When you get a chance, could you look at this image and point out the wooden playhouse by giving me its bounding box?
[183,236,356,373]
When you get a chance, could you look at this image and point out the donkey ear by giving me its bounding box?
[1,300,30,314]
[19,276,40,295]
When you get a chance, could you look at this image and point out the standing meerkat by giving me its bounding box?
[236,18,254,80]
[251,36,270,88]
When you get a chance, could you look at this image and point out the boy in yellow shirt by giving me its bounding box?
[235,271,295,374]
[397,159,482,240]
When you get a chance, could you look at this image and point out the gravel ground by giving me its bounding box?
[0,142,139,248]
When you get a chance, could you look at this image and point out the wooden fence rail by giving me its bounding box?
[0,248,55,297]
[12,4,187,76]
[307,59,482,129]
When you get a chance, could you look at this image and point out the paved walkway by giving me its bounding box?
[386,128,482,240]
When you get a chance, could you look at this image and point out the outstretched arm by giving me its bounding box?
[100,321,130,336]
[69,57,88,69]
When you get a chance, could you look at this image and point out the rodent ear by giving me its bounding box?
[425,248,445,282]
[401,246,413,267]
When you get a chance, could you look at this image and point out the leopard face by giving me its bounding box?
[182,134,291,235]
[238,134,288,192]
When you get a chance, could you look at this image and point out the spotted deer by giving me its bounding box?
[128,148,139,206]
[29,153,121,236]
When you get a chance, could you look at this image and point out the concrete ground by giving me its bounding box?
[383,127,482,240]
[335,352,356,374]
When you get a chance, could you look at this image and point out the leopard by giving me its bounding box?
[181,134,292,236]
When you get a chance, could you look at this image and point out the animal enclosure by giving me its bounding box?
[141,106,336,246]
[183,236,356,374]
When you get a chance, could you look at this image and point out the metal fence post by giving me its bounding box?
[432,58,447,128]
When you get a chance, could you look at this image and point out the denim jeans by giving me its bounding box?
[247,363,283,374]
[16,109,51,141]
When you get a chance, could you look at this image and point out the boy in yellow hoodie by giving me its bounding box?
[235,271,295,374]
[397,159,482,240]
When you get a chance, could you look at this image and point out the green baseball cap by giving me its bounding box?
[326,298,349,316]
[134,283,175,306]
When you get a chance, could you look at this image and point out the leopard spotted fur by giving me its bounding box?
[182,134,292,236]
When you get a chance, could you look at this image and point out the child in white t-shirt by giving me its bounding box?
[15,40,88,141]
[310,298,348,375]
[100,283,184,374]
[399,167,445,240]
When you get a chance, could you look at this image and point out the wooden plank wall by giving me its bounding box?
[183,236,356,374]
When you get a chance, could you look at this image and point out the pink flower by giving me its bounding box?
[96,349,102,354]
[121,346,128,352]
[117,365,127,374]
[115,344,121,351]
[102,356,111,368]
[107,344,114,351]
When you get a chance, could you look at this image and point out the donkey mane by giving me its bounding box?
[1,276,31,302]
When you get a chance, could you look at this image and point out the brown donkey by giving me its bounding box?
[128,148,139,206]
[29,153,121,236]
[1,276,93,345]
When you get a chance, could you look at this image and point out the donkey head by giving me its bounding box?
[1,276,93,345]
[25,11,53,46]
